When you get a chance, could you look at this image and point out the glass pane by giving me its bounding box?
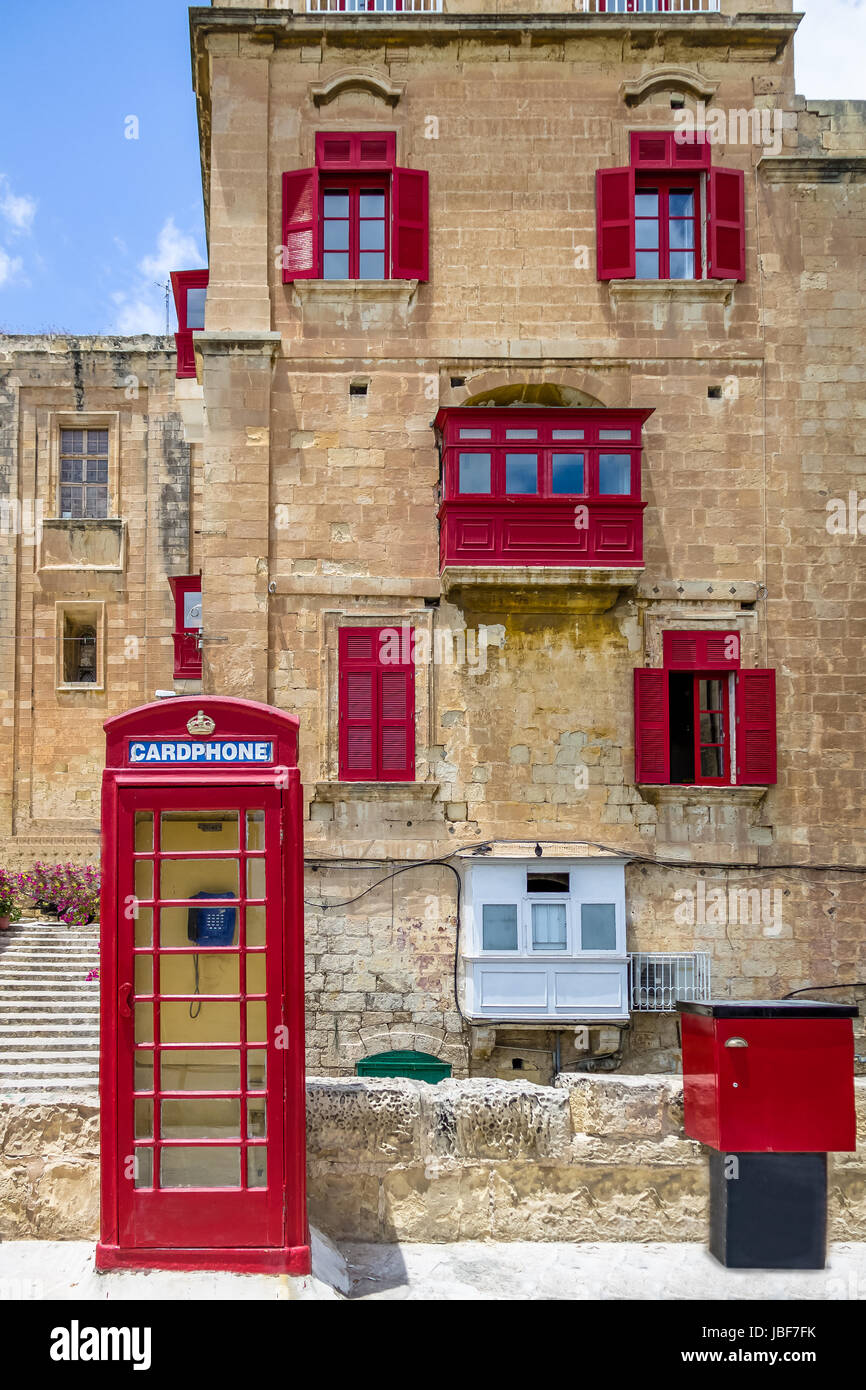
[599,430,631,441]
[246,905,266,947]
[669,219,694,250]
[134,955,153,997]
[459,429,491,440]
[134,812,153,852]
[183,591,202,628]
[323,192,349,218]
[186,286,207,329]
[135,1004,153,1044]
[248,1149,268,1188]
[134,906,153,949]
[551,453,584,494]
[635,191,659,217]
[669,189,695,217]
[246,810,265,852]
[598,454,632,495]
[701,747,724,779]
[553,429,584,440]
[670,252,694,280]
[162,1098,240,1140]
[506,429,537,440]
[581,903,617,952]
[160,1147,241,1189]
[635,220,659,249]
[635,251,660,279]
[161,858,239,903]
[359,220,385,250]
[531,903,567,952]
[160,952,239,997]
[160,811,239,852]
[323,252,349,279]
[134,1148,153,1189]
[505,454,538,495]
[160,1049,241,1093]
[161,1001,239,1045]
[246,955,266,995]
[700,712,725,744]
[247,858,266,900]
[360,192,385,218]
[323,220,349,250]
[134,860,153,902]
[481,904,518,951]
[458,453,491,494]
[134,1052,154,1092]
[247,1002,267,1044]
[359,252,385,279]
[247,1051,267,1091]
[247,1098,267,1139]
[701,679,725,711]
[134,1100,153,1139]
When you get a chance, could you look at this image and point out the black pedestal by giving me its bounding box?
[709,1151,827,1269]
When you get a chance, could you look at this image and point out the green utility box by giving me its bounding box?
[356,1050,451,1083]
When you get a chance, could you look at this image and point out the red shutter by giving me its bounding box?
[663,630,741,670]
[634,668,669,785]
[316,131,396,169]
[391,167,429,281]
[596,166,636,281]
[736,668,777,785]
[672,132,711,169]
[339,626,415,781]
[630,131,673,169]
[282,168,319,282]
[708,167,746,281]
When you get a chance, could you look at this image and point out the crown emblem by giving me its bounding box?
[187,710,215,737]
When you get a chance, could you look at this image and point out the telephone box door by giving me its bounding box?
[116,784,285,1249]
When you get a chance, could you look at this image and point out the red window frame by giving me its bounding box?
[170,270,208,380]
[320,174,391,282]
[168,575,202,680]
[635,172,703,281]
[338,626,415,783]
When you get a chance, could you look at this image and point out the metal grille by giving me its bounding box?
[628,952,711,1011]
[576,0,720,11]
[306,0,443,11]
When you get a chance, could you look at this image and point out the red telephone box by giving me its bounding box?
[96,696,309,1275]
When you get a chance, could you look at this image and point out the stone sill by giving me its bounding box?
[440,565,643,612]
[291,279,418,308]
[313,780,440,803]
[609,279,737,308]
[638,784,769,809]
[38,518,126,573]
[55,683,105,694]
[759,156,866,185]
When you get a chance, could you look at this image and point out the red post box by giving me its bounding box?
[679,1000,857,1153]
[96,696,309,1275]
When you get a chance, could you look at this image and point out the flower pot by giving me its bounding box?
[0,915,11,931]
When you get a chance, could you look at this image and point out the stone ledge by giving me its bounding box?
[291,279,419,309]
[440,565,643,613]
[637,785,769,809]
[313,781,441,803]
[759,156,866,184]
[609,279,737,307]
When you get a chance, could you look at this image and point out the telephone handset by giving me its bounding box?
[187,891,237,1020]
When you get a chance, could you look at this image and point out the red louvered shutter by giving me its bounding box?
[663,630,741,670]
[316,131,396,169]
[708,167,746,281]
[634,668,669,785]
[630,131,674,170]
[596,166,636,281]
[736,668,777,785]
[339,626,415,781]
[282,168,319,282]
[391,167,429,281]
[671,132,711,169]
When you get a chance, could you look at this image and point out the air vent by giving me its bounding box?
[628,952,711,1012]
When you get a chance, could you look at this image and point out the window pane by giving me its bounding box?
[323,252,349,279]
[160,857,239,903]
[135,1099,152,1139]
[459,429,490,440]
[635,220,659,249]
[248,1149,267,1188]
[359,252,385,279]
[359,220,385,251]
[134,1053,154,1092]
[246,810,265,851]
[458,453,491,494]
[323,192,349,217]
[531,903,567,952]
[183,591,202,629]
[700,712,725,744]
[134,1148,153,1189]
[161,1001,239,1044]
[134,906,153,948]
[248,1098,267,1139]
[669,252,694,280]
[505,454,538,495]
[599,430,631,441]
[359,192,385,218]
[506,429,537,440]
[89,430,108,454]
[669,219,694,250]
[161,1098,240,1140]
[700,679,725,711]
[247,858,266,899]
[61,459,82,482]
[482,904,518,951]
[246,905,266,947]
[161,1147,241,1189]
[598,454,632,495]
[84,487,108,518]
[186,286,206,329]
[61,429,83,453]
[323,220,349,250]
[669,189,695,217]
[635,191,659,217]
[552,429,584,440]
[160,1049,241,1092]
[247,1051,267,1091]
[580,903,617,951]
[635,252,660,279]
[701,747,725,779]
[134,811,153,852]
[134,954,152,997]
[551,453,584,494]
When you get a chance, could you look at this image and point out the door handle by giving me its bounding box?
[724,1037,748,1048]
[118,982,134,1019]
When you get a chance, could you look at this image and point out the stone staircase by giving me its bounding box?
[0,918,100,1103]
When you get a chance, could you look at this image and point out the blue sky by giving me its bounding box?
[0,0,864,336]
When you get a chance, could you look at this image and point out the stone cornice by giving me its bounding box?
[759,155,866,184]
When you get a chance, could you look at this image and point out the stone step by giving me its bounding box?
[0,1034,99,1049]
[0,1059,100,1074]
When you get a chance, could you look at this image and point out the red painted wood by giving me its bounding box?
[634,667,669,784]
[663,629,741,670]
[596,166,636,280]
[168,575,202,678]
[630,130,710,171]
[170,269,208,380]
[736,667,778,785]
[315,130,396,169]
[708,166,746,281]
[392,167,429,281]
[282,168,319,282]
[338,627,415,781]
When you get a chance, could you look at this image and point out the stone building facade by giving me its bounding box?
[2,0,866,1080]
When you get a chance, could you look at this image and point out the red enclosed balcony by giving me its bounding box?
[436,406,652,606]
[170,270,208,379]
[168,575,202,680]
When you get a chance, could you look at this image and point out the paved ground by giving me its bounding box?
[3,1239,866,1300]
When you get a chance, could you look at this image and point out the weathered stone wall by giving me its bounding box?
[4,1076,866,1245]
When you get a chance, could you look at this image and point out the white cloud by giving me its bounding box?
[0,246,24,288]
[0,175,36,234]
[111,216,203,334]
[795,0,866,100]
